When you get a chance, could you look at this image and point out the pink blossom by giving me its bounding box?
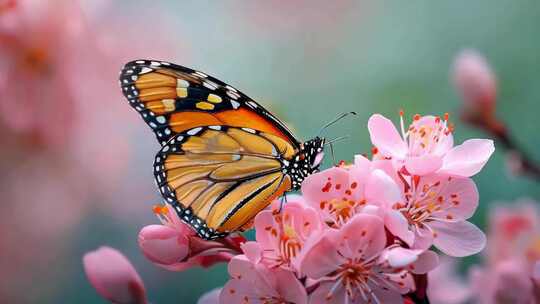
[486,200,540,265]
[366,169,486,257]
[83,246,147,304]
[470,259,537,304]
[302,157,415,246]
[221,242,308,304]
[367,113,494,176]
[452,49,497,113]
[254,198,323,271]
[427,257,470,304]
[299,214,421,304]
[138,204,244,271]
[465,200,540,303]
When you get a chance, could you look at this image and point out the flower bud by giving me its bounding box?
[83,246,146,304]
[138,224,190,265]
[452,49,497,114]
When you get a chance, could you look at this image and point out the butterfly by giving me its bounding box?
[119,60,326,240]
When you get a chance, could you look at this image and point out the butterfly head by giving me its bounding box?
[288,137,325,190]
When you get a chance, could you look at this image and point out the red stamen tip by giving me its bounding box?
[444,112,449,121]
[413,114,421,121]
[399,109,404,116]
[371,147,378,155]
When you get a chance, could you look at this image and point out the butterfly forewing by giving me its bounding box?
[119,60,299,147]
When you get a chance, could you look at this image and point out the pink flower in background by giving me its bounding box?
[425,200,540,304]
[368,113,494,176]
[486,200,540,264]
[254,198,322,271]
[300,214,420,304]
[0,0,81,147]
[83,246,147,304]
[452,49,497,114]
[426,257,470,304]
[221,242,308,304]
[138,204,245,271]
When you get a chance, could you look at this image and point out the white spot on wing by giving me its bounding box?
[187,127,203,135]
[139,67,153,74]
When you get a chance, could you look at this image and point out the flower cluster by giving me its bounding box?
[83,112,494,304]
[211,112,493,303]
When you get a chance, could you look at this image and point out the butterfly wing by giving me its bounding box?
[155,125,295,239]
[119,60,299,147]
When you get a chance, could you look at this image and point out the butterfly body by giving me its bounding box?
[120,60,324,239]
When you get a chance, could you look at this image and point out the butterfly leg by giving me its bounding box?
[276,192,289,213]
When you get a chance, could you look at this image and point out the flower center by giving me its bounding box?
[400,113,454,157]
[396,176,460,236]
[325,258,384,303]
[279,224,302,261]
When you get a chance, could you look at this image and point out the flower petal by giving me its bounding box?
[439,139,495,177]
[385,209,415,246]
[411,250,439,274]
[405,154,443,176]
[385,247,420,268]
[431,221,486,257]
[240,241,262,264]
[299,232,343,279]
[368,114,408,158]
[338,214,386,260]
[365,169,403,208]
[302,167,350,203]
[273,268,308,304]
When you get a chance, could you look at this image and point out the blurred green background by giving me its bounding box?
[2,0,540,303]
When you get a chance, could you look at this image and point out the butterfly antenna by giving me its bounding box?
[325,135,350,146]
[329,142,337,166]
[318,111,357,136]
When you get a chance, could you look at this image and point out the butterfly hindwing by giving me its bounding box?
[154,125,294,239]
[119,60,299,147]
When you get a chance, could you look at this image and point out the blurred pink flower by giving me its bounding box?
[368,113,494,176]
[427,257,470,304]
[221,242,308,304]
[366,169,485,257]
[470,258,537,304]
[254,198,322,271]
[452,49,497,114]
[299,214,419,304]
[0,0,81,147]
[465,200,540,304]
[83,246,147,304]
[138,204,245,271]
[487,200,540,264]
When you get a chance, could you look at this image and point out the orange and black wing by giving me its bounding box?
[119,60,299,147]
[154,125,296,239]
